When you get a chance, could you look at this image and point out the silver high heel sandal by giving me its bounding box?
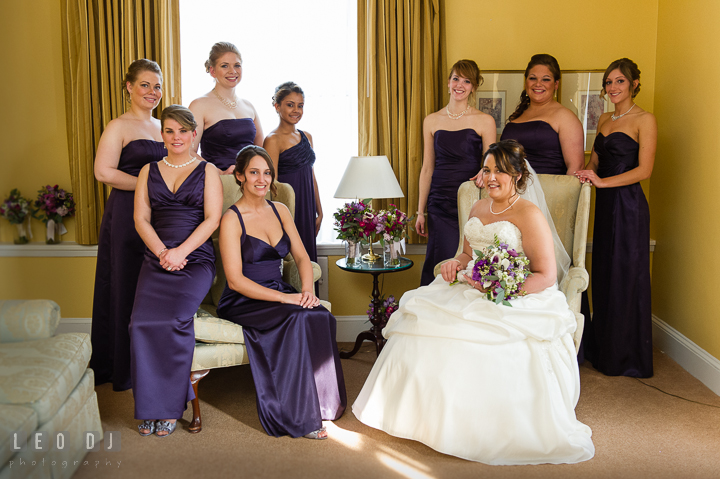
[303,426,327,440]
[155,420,177,438]
[138,420,155,437]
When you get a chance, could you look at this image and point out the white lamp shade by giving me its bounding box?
[333,156,405,199]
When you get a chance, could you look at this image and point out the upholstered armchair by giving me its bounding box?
[433,177,591,351]
[189,175,327,433]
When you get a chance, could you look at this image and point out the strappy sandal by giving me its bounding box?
[138,420,155,437]
[155,420,177,438]
[303,426,327,440]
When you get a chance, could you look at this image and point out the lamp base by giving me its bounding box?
[362,252,382,262]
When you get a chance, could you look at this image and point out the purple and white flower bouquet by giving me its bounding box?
[452,235,531,307]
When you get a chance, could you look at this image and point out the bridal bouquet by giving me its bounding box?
[1,189,34,244]
[452,235,530,307]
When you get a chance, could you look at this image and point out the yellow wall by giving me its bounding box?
[651,0,720,358]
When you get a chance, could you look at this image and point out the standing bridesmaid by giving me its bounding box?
[189,42,263,174]
[90,59,167,391]
[499,54,584,175]
[263,81,321,262]
[417,59,496,286]
[575,58,656,378]
[131,105,222,436]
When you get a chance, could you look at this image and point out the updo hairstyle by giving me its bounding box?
[449,59,483,104]
[204,42,242,73]
[601,58,641,99]
[234,145,278,196]
[508,54,561,122]
[272,81,305,106]
[160,105,198,131]
[123,59,162,100]
[482,140,530,194]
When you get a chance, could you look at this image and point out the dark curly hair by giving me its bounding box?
[508,54,561,122]
[481,140,530,194]
[601,58,641,100]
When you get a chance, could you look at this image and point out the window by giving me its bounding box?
[180,0,358,244]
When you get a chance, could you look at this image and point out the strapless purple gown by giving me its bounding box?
[583,133,652,377]
[277,130,317,262]
[501,121,567,174]
[200,118,256,170]
[420,129,483,285]
[90,139,166,391]
[130,161,215,419]
[217,202,346,437]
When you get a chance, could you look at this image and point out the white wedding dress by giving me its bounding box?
[353,218,594,465]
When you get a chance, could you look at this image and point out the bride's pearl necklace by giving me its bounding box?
[489,195,520,215]
[162,156,196,169]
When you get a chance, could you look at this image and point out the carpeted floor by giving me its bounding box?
[75,345,720,479]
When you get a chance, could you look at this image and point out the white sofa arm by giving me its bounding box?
[0,300,61,343]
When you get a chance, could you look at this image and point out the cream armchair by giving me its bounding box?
[433,177,591,351]
[189,175,327,433]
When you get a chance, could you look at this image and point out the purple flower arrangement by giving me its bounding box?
[333,200,372,242]
[373,204,413,245]
[34,185,75,225]
[0,189,33,225]
[367,295,399,322]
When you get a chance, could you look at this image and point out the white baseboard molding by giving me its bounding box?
[56,318,92,335]
[335,315,371,342]
[652,315,720,396]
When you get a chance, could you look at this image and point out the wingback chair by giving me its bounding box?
[434,176,591,351]
[189,175,327,433]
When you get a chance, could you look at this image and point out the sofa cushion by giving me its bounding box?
[0,404,37,465]
[194,309,245,344]
[192,342,249,371]
[0,300,60,343]
[0,333,91,424]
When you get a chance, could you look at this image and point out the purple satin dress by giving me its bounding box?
[501,121,567,174]
[200,118,256,170]
[277,130,317,262]
[420,129,483,285]
[129,161,215,419]
[583,133,652,377]
[217,202,346,437]
[90,139,167,391]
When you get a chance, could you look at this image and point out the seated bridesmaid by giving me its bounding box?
[217,145,346,439]
[263,81,321,263]
[130,105,222,437]
[498,54,584,175]
[189,41,263,174]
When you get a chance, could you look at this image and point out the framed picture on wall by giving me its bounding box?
[558,70,607,152]
[575,91,609,133]
[477,91,506,134]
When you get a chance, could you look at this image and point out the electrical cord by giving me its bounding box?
[635,379,720,409]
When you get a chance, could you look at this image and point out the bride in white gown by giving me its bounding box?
[353,140,594,465]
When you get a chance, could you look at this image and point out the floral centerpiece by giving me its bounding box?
[34,185,76,244]
[452,235,531,307]
[334,200,371,266]
[0,189,34,244]
[367,294,399,323]
[373,204,413,267]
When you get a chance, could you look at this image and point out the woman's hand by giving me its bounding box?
[221,165,236,175]
[470,170,485,188]
[281,292,320,308]
[441,259,462,283]
[464,273,490,293]
[159,248,188,272]
[574,169,606,187]
[415,215,428,237]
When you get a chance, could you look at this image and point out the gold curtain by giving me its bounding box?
[358,0,445,244]
[61,0,181,245]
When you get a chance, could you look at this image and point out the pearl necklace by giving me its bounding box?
[213,89,238,109]
[611,103,636,121]
[446,104,470,120]
[489,195,520,215]
[162,156,196,169]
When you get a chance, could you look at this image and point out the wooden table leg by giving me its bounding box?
[340,272,389,359]
[189,369,210,433]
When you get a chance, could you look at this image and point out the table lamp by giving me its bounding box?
[334,155,405,261]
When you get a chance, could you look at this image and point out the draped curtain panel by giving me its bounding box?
[61,0,181,245]
[358,0,445,244]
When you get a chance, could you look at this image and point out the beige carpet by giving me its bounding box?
[75,345,720,479]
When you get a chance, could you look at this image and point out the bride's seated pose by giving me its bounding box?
[353,139,594,465]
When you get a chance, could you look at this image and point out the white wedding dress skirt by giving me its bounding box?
[353,219,594,465]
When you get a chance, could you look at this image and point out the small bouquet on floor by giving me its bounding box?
[367,294,399,322]
[0,189,34,244]
[451,235,531,307]
[34,185,76,243]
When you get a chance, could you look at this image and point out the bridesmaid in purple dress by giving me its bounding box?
[131,105,222,436]
[90,59,167,391]
[264,81,321,262]
[498,54,584,175]
[217,146,346,440]
[189,42,263,174]
[417,60,496,285]
[575,59,656,378]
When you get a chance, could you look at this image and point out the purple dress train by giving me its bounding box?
[501,121,567,174]
[200,118,256,170]
[130,161,215,419]
[277,130,317,262]
[583,133,652,377]
[420,129,483,286]
[90,139,166,391]
[217,202,346,437]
